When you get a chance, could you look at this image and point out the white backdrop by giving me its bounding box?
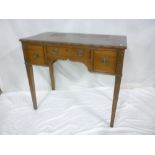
[0,19,155,134]
[0,19,155,92]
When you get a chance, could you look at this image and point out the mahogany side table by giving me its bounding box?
[20,32,127,127]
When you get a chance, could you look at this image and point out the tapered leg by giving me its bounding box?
[110,75,122,127]
[49,62,55,90]
[25,63,37,109]
[0,88,2,95]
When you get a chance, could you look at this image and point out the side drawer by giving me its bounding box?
[24,43,45,65]
[93,49,117,74]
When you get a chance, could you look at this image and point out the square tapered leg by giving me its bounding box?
[110,75,122,127]
[25,63,37,109]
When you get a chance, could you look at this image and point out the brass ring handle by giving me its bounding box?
[76,49,84,56]
[32,52,40,58]
[101,58,109,65]
[52,48,59,53]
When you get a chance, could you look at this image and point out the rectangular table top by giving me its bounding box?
[20,32,127,49]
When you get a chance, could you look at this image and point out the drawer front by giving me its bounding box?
[47,46,90,61]
[47,46,68,59]
[93,49,117,74]
[25,44,45,65]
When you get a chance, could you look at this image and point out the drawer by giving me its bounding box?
[25,44,45,65]
[93,49,117,74]
[47,46,90,61]
[47,46,68,59]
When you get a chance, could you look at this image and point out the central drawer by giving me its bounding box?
[46,45,90,61]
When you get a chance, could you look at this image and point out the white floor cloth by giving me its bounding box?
[0,87,155,135]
